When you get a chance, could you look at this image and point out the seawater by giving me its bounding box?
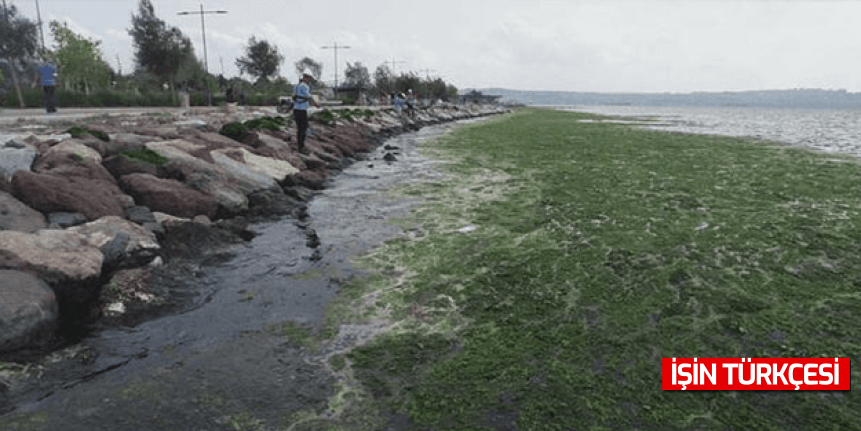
[563,105,861,158]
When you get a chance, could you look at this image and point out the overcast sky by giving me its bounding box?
[8,0,861,93]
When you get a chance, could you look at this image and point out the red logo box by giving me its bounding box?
[662,358,850,390]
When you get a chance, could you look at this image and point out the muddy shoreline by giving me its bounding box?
[1,108,506,429]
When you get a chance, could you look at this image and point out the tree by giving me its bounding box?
[0,3,39,107]
[236,36,283,83]
[343,62,370,90]
[128,0,196,99]
[49,21,112,95]
[374,64,393,94]
[294,57,322,82]
[393,71,422,96]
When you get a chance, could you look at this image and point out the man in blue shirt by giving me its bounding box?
[293,69,320,154]
[37,62,58,113]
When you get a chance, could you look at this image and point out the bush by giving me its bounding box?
[219,116,287,142]
[311,109,337,125]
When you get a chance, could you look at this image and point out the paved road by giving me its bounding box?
[0,106,228,125]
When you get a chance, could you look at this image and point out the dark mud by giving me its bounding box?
[0,120,479,430]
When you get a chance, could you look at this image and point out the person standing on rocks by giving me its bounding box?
[36,61,59,114]
[293,69,320,154]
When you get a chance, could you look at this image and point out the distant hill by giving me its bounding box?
[479,88,861,110]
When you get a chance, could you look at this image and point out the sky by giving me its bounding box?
[6,0,861,93]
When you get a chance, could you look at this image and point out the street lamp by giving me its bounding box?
[177,3,227,75]
[322,41,350,90]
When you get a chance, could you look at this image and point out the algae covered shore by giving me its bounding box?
[4,107,861,429]
[314,108,860,429]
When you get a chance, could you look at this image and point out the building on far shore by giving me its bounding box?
[459,90,502,105]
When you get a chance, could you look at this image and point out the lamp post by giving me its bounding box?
[177,3,227,75]
[321,41,350,90]
[388,58,406,75]
[35,0,44,51]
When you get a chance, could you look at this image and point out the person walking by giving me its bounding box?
[37,61,58,113]
[293,69,320,154]
[395,92,405,115]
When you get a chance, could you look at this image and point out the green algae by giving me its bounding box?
[316,108,861,429]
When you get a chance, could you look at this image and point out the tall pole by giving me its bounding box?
[388,58,406,75]
[322,41,350,90]
[177,3,227,75]
[34,0,45,52]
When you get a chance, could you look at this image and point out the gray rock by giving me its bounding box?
[0,270,59,353]
[0,145,38,178]
[0,230,104,303]
[48,212,88,228]
[143,222,166,239]
[67,216,160,268]
[126,205,157,225]
[100,231,130,271]
[0,191,48,233]
[3,139,27,149]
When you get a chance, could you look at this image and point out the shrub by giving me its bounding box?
[219,116,286,142]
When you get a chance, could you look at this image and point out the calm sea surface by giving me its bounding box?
[563,105,861,158]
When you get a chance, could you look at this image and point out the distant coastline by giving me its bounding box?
[481,88,861,110]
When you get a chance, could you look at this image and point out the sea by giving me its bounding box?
[559,105,861,158]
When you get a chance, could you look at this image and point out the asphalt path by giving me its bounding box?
[0,106,229,125]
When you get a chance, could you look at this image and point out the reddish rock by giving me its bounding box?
[137,126,180,140]
[74,135,110,157]
[119,173,218,219]
[35,152,117,184]
[284,170,327,190]
[12,170,128,221]
[190,131,246,149]
[102,154,163,179]
[0,176,11,194]
[106,133,159,156]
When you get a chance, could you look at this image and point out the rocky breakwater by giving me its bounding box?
[0,104,510,356]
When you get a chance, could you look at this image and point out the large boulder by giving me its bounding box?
[0,139,38,179]
[284,170,327,190]
[250,133,306,170]
[44,139,103,164]
[0,230,104,303]
[119,173,219,219]
[11,169,128,221]
[106,133,159,156]
[34,152,115,182]
[212,147,298,182]
[102,154,163,178]
[146,139,264,215]
[0,191,48,233]
[0,270,59,353]
[67,216,160,269]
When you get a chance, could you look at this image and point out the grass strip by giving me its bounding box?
[329,108,861,430]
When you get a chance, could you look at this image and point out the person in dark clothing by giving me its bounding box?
[37,62,58,113]
[293,69,321,154]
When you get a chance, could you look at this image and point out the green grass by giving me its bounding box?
[323,108,861,429]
